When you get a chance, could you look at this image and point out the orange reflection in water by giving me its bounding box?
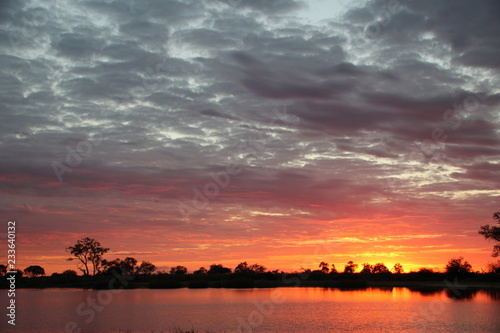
[5,287,500,333]
[122,287,497,306]
[260,287,452,303]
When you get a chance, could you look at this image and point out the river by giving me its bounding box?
[1,287,499,332]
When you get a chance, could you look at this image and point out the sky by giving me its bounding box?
[1,0,499,275]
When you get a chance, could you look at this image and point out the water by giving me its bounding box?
[1,287,499,332]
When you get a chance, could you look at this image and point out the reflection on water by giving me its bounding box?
[402,287,500,301]
[487,290,500,300]
[406,287,443,297]
[1,287,499,332]
[444,288,478,300]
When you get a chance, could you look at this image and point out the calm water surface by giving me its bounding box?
[1,287,499,332]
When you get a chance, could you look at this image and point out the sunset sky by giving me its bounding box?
[1,0,499,275]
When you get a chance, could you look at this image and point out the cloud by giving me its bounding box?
[200,108,240,121]
[0,0,499,273]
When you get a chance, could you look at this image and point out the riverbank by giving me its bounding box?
[2,272,499,291]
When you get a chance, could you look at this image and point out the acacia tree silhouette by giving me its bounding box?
[66,237,109,276]
[478,212,500,257]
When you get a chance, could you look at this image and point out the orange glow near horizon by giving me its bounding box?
[14,217,496,276]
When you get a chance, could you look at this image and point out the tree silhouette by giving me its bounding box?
[372,263,390,274]
[392,263,404,274]
[62,269,78,277]
[193,267,208,275]
[122,257,138,275]
[330,263,338,274]
[234,261,250,273]
[234,262,266,274]
[249,263,266,274]
[0,264,6,277]
[360,263,372,274]
[103,257,139,275]
[24,265,45,277]
[102,258,156,275]
[208,264,231,274]
[445,257,472,276]
[478,212,500,257]
[344,261,358,273]
[102,258,123,274]
[418,267,434,274]
[137,261,156,275]
[319,262,329,273]
[170,265,188,275]
[486,261,500,274]
[66,237,110,276]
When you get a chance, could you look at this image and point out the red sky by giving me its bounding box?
[1,0,499,275]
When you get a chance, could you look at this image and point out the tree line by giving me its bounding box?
[2,211,499,279]
[2,254,500,280]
